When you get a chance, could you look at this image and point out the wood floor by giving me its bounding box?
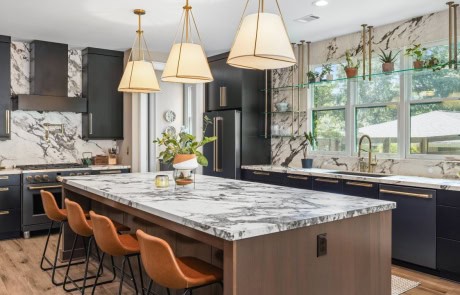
[0,234,459,295]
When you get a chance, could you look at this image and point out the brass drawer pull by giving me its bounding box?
[379,189,432,199]
[252,171,270,176]
[0,187,9,192]
[287,175,309,180]
[346,181,373,188]
[28,185,62,190]
[0,176,9,180]
[0,210,9,215]
[99,170,122,174]
[314,178,339,184]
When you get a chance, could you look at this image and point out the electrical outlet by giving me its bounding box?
[317,233,327,257]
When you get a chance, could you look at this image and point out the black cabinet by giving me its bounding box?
[343,180,379,198]
[0,174,20,240]
[91,168,130,175]
[312,177,343,193]
[379,184,437,269]
[241,169,285,186]
[437,238,460,275]
[82,48,124,140]
[284,174,312,189]
[0,36,11,140]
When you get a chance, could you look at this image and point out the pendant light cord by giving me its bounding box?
[229,0,250,51]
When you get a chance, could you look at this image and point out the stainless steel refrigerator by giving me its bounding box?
[203,110,241,179]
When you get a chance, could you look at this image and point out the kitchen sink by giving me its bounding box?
[329,171,390,178]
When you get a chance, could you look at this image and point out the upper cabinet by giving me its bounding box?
[0,35,11,140]
[82,48,124,140]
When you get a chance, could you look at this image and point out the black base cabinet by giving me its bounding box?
[241,169,285,185]
[312,177,343,194]
[0,174,21,240]
[343,180,379,198]
[0,35,11,140]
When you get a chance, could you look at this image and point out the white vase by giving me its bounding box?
[172,154,199,170]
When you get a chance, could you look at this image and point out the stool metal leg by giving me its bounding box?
[126,256,140,294]
[50,222,64,286]
[119,256,127,295]
[39,221,54,271]
[91,252,105,295]
[136,254,144,294]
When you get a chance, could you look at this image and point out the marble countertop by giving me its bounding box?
[89,165,131,170]
[0,168,22,175]
[242,165,460,191]
[61,172,395,241]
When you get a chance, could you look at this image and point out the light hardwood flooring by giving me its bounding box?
[0,234,459,294]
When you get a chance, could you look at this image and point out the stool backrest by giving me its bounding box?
[40,190,66,222]
[136,229,188,289]
[89,210,129,256]
[65,199,92,237]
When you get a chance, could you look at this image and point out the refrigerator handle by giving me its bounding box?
[214,117,224,172]
[219,87,227,107]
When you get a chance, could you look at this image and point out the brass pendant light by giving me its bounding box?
[228,0,296,70]
[162,0,213,84]
[118,9,161,93]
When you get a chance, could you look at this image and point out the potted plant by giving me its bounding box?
[322,64,333,81]
[307,71,319,83]
[405,44,427,69]
[154,116,217,185]
[301,131,316,169]
[342,50,360,78]
[378,49,399,73]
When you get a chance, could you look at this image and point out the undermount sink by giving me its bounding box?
[329,171,390,178]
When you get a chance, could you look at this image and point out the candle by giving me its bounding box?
[155,175,169,188]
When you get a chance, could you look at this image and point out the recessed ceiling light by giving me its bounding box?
[312,0,328,7]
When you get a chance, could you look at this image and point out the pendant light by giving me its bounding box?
[161,0,213,84]
[227,0,296,70]
[118,9,161,93]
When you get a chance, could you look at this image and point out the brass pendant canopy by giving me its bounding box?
[162,0,213,84]
[118,9,161,93]
[227,0,296,70]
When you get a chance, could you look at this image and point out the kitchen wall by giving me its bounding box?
[271,9,460,179]
[0,41,117,167]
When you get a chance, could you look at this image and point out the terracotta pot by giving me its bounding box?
[382,62,394,73]
[344,67,358,78]
[172,154,199,170]
[413,60,424,69]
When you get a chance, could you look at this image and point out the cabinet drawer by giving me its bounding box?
[284,174,312,189]
[91,168,130,175]
[0,186,20,209]
[312,177,343,194]
[241,170,285,186]
[343,180,378,198]
[437,238,460,275]
[437,190,460,208]
[0,208,20,235]
[0,174,20,186]
[437,205,460,241]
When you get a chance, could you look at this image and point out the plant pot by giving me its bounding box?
[308,78,316,84]
[344,67,358,78]
[315,77,321,82]
[382,62,394,73]
[326,74,334,81]
[172,154,199,170]
[413,60,424,69]
[301,158,313,169]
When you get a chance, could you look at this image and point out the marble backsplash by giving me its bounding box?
[0,41,117,167]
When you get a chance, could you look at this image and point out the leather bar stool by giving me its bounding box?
[90,210,144,295]
[136,229,223,295]
[40,190,86,286]
[63,199,130,294]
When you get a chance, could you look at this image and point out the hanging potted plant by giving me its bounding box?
[154,116,217,186]
[342,50,360,78]
[378,49,399,73]
[301,131,316,169]
[405,44,427,69]
[322,64,333,81]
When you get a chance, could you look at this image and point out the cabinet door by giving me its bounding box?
[437,205,460,241]
[0,186,20,209]
[0,208,20,239]
[206,58,242,111]
[284,174,312,189]
[83,52,123,139]
[343,180,378,198]
[0,40,11,139]
[437,238,460,275]
[312,177,343,193]
[241,169,285,186]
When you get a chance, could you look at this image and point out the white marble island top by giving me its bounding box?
[61,172,395,241]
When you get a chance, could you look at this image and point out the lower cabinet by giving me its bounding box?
[0,174,21,240]
[312,177,343,193]
[343,180,379,198]
[240,169,285,185]
[284,174,312,189]
[437,238,460,275]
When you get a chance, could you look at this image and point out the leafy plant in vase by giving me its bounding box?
[342,50,360,78]
[154,116,217,186]
[307,70,319,83]
[322,64,333,81]
[378,49,399,73]
[301,132,316,169]
[405,44,427,69]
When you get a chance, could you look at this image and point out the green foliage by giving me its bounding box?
[378,49,399,63]
[153,116,217,167]
[405,44,427,61]
[302,132,316,158]
[307,70,320,82]
[342,50,360,69]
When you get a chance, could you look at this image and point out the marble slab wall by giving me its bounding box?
[271,10,460,179]
[0,42,117,167]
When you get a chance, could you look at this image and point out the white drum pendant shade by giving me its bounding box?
[118,60,160,93]
[162,43,213,84]
[228,12,296,70]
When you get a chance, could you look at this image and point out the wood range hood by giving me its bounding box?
[12,40,87,112]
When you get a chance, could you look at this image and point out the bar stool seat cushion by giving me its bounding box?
[176,257,223,288]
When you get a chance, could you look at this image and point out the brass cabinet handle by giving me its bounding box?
[287,175,309,180]
[89,113,93,135]
[99,170,122,174]
[0,187,9,192]
[219,87,227,107]
[379,189,432,199]
[314,178,339,184]
[5,110,10,134]
[253,171,270,176]
[346,181,373,188]
[0,210,9,215]
[0,176,9,180]
[28,185,62,190]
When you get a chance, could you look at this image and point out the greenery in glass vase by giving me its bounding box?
[154,116,217,166]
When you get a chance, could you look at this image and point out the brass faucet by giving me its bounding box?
[358,135,376,173]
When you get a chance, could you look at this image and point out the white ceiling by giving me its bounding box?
[0,0,447,56]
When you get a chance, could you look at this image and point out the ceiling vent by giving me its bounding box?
[295,14,320,23]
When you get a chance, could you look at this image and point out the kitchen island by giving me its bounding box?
[61,172,396,295]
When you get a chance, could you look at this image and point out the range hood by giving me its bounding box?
[12,40,87,112]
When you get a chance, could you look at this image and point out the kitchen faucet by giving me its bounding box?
[358,135,376,173]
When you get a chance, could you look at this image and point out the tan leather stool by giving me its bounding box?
[90,210,144,295]
[136,229,223,295]
[63,199,130,294]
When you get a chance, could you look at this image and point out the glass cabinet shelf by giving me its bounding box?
[263,111,307,115]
